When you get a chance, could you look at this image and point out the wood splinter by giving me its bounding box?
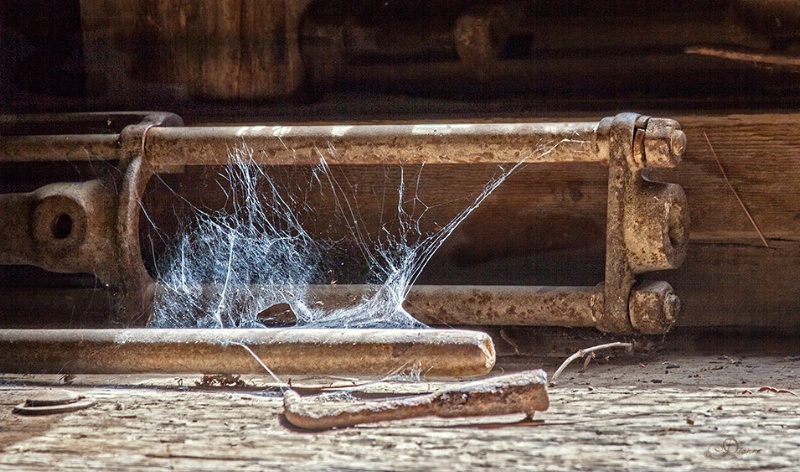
[282,370,549,431]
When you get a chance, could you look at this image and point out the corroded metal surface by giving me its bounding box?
[0,122,602,165]
[283,370,549,430]
[143,122,604,168]
[629,281,680,335]
[400,285,597,327]
[0,112,183,322]
[0,112,688,333]
[597,114,688,333]
[0,328,495,378]
[401,285,680,331]
[154,283,676,330]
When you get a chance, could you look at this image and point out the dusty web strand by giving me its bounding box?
[146,139,569,330]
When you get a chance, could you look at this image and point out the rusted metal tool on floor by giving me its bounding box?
[0,112,688,334]
[283,369,549,430]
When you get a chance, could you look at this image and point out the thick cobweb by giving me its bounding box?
[145,141,545,330]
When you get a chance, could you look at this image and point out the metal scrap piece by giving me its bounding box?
[13,389,95,416]
[282,370,549,430]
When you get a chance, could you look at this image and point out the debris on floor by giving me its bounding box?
[13,389,95,416]
[282,370,549,430]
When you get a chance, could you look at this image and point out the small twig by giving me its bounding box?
[550,342,633,386]
[499,329,522,356]
[703,132,769,248]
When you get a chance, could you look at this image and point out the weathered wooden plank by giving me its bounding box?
[665,114,800,242]
[80,0,306,99]
[0,370,798,471]
[658,242,800,328]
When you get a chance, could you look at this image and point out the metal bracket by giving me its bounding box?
[594,113,688,333]
[0,112,183,322]
[0,112,688,333]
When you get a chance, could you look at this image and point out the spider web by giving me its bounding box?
[143,138,564,329]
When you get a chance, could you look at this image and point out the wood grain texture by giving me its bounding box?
[1,334,798,469]
[0,370,798,471]
[80,0,305,99]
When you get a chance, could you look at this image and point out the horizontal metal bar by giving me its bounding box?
[151,284,599,328]
[0,134,122,162]
[0,111,166,128]
[0,284,599,328]
[0,328,495,378]
[153,282,671,333]
[402,285,597,327]
[303,285,598,327]
[143,122,604,168]
[0,121,604,165]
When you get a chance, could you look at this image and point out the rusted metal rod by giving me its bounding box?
[0,112,183,163]
[158,283,675,332]
[0,134,121,163]
[283,369,549,430]
[304,284,597,327]
[0,328,495,378]
[0,283,676,332]
[0,122,604,165]
[143,122,604,168]
[407,285,597,327]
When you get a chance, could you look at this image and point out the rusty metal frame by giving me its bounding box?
[0,112,688,334]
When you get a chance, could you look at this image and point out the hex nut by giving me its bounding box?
[629,281,679,334]
[644,118,685,168]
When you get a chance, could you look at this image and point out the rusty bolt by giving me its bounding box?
[644,118,686,168]
[629,281,679,334]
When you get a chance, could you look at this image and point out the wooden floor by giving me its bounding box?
[1,331,799,471]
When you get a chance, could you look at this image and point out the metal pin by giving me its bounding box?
[0,328,495,378]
